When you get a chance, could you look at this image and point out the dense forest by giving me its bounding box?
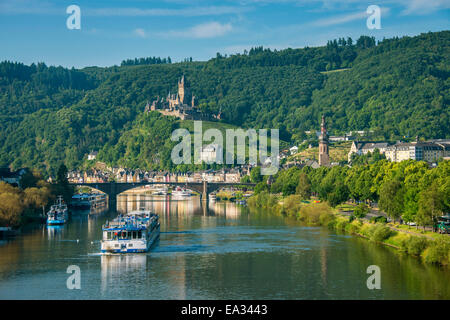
[0,31,448,175]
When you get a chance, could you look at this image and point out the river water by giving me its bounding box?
[0,194,448,299]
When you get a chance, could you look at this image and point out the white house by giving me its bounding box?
[88,151,98,161]
[289,146,299,155]
[200,144,223,164]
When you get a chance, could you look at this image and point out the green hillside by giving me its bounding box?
[0,31,448,174]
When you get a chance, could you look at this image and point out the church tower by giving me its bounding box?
[318,115,330,166]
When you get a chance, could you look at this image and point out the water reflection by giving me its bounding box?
[117,194,242,219]
[100,254,147,296]
[46,225,64,240]
[0,194,448,299]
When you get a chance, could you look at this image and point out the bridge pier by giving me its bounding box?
[202,180,208,202]
[108,182,117,210]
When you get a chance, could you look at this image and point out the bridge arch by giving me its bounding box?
[70,181,256,207]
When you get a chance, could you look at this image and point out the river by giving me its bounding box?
[0,194,448,299]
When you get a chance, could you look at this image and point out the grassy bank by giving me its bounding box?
[248,193,450,267]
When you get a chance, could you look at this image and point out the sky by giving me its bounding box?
[0,0,449,68]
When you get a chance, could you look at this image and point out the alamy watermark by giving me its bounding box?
[66,265,81,289]
[66,5,81,30]
[367,5,381,30]
[366,265,381,289]
[171,121,279,175]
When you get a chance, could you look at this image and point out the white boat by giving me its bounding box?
[47,196,68,225]
[101,210,160,254]
[171,186,192,197]
[151,187,168,195]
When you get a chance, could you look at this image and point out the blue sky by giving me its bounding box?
[0,0,449,68]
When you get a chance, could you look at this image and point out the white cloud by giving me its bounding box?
[400,0,450,15]
[85,6,247,17]
[165,22,233,39]
[133,28,147,38]
[311,7,390,27]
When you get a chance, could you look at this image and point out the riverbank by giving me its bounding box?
[248,192,450,267]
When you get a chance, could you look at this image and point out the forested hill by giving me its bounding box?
[0,31,448,175]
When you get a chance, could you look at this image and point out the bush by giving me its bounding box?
[319,211,335,227]
[370,224,392,242]
[422,239,450,265]
[370,216,387,224]
[359,223,374,238]
[335,218,349,231]
[298,202,333,225]
[406,236,429,256]
[346,220,362,234]
[282,195,303,217]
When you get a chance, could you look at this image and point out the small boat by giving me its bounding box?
[171,186,192,197]
[101,210,160,254]
[47,196,68,225]
[152,187,168,195]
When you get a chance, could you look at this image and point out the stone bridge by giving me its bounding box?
[70,181,256,206]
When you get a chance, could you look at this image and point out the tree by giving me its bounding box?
[250,167,263,183]
[53,163,74,202]
[296,172,311,199]
[353,203,370,219]
[57,164,69,186]
[0,192,23,227]
[326,181,349,207]
[417,182,444,230]
[379,180,404,222]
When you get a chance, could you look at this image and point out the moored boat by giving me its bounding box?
[101,210,160,253]
[46,196,68,225]
[171,186,192,197]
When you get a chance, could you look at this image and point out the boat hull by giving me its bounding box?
[47,219,66,225]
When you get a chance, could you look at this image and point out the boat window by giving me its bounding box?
[133,231,137,239]
[138,231,142,238]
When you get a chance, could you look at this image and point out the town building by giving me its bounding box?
[348,141,389,162]
[199,144,223,164]
[385,140,450,163]
[348,137,450,163]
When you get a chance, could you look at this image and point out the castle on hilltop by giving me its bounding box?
[145,75,219,121]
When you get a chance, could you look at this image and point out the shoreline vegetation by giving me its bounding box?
[0,165,74,229]
[248,192,450,267]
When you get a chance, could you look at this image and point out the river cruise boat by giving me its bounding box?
[46,196,68,225]
[71,193,107,209]
[101,210,160,254]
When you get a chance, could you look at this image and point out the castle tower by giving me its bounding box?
[318,115,330,166]
[178,75,186,104]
